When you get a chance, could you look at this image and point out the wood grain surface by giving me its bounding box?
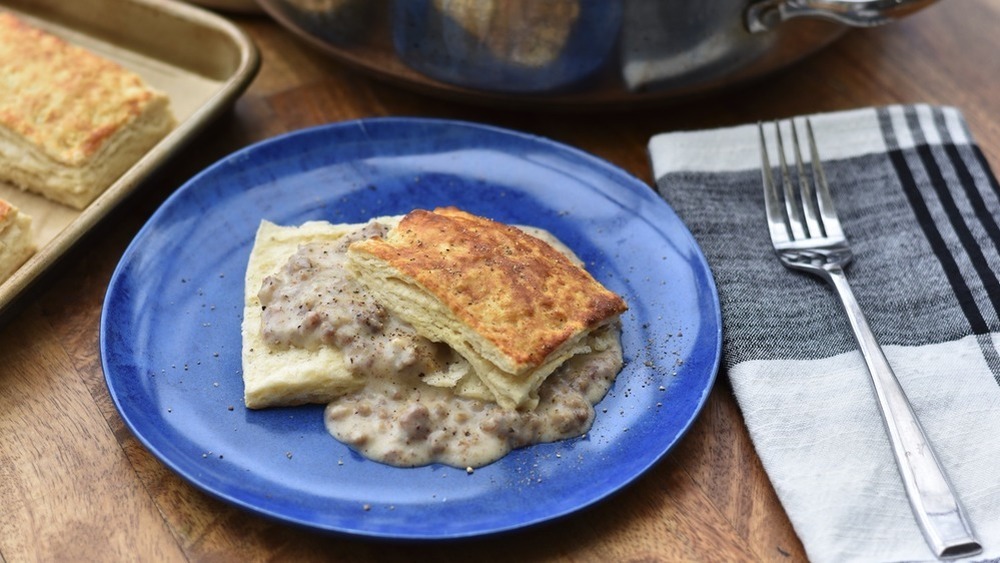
[2,1,999,561]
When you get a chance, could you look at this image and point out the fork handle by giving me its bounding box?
[826,267,982,559]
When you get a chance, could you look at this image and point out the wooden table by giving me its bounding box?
[2,1,998,560]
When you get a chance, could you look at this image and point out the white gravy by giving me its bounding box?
[260,220,623,468]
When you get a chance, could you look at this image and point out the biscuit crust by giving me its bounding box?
[0,13,175,208]
[349,207,627,374]
[0,13,160,165]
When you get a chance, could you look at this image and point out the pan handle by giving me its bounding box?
[746,0,938,33]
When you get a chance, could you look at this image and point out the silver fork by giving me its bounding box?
[759,120,982,559]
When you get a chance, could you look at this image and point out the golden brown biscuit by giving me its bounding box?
[0,197,34,283]
[347,207,627,409]
[0,13,175,209]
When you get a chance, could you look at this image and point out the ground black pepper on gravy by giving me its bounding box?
[257,219,623,468]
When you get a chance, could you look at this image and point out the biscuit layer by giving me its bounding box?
[348,207,627,409]
[241,221,368,409]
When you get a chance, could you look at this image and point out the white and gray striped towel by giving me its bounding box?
[649,105,1000,562]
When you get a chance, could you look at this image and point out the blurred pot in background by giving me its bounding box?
[255,0,939,108]
[392,0,622,94]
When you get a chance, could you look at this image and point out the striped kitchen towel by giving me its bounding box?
[649,105,1000,562]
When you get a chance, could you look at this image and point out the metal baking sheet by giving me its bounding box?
[0,0,259,323]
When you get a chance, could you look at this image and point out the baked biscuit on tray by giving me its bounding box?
[0,12,175,209]
[0,198,34,283]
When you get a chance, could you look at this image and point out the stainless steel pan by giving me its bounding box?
[256,0,938,107]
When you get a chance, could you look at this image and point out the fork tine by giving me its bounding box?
[758,122,792,245]
[790,121,825,238]
[806,119,845,240]
[774,122,807,240]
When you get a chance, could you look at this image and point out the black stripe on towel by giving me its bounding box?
[942,142,1000,257]
[974,146,1000,203]
[933,108,1000,260]
[931,109,1000,385]
[913,141,1000,319]
[886,148,990,335]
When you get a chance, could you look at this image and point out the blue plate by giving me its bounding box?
[101,118,720,539]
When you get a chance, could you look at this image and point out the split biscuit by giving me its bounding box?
[347,207,628,410]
